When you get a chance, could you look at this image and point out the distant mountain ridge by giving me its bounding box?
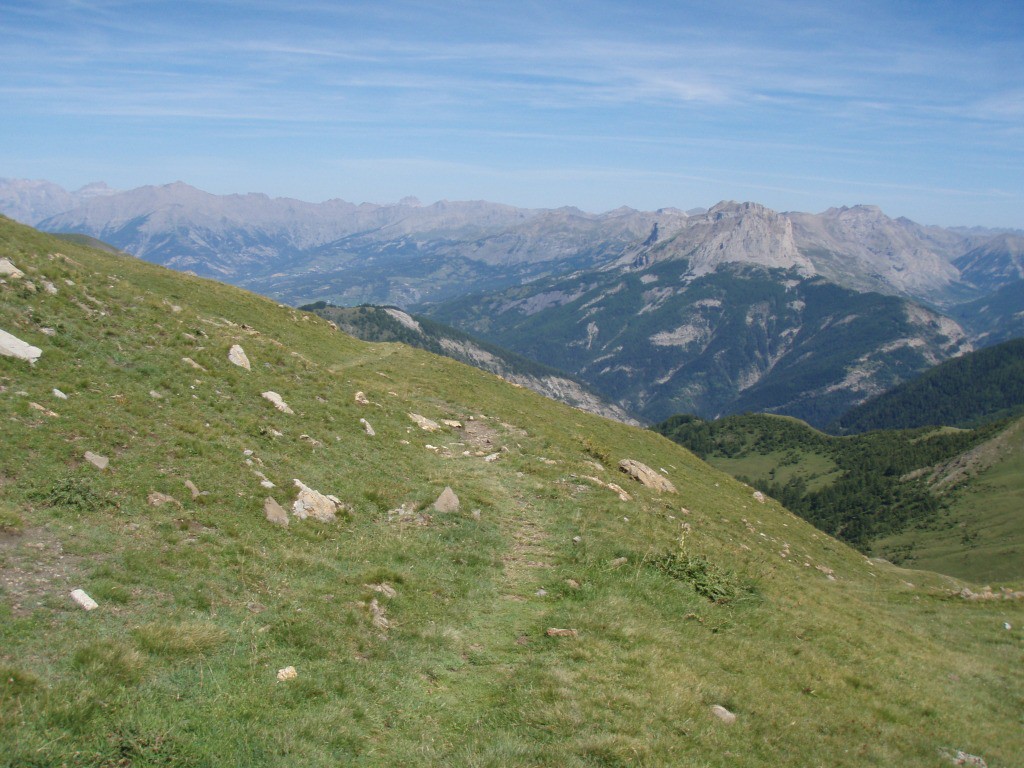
[3,178,1023,310]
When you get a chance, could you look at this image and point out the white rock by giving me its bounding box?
[753,490,767,503]
[292,479,338,522]
[355,391,370,405]
[0,258,25,278]
[228,344,251,370]
[84,451,109,470]
[360,418,375,436]
[42,280,58,295]
[408,413,441,431]
[182,356,205,371]
[70,589,98,611]
[52,388,68,400]
[276,666,297,682]
[710,705,736,724]
[619,459,677,494]
[262,391,294,414]
[0,329,42,365]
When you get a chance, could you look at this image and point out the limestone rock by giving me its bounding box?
[291,479,338,522]
[433,486,460,513]
[182,356,206,371]
[710,705,736,724]
[408,413,441,431]
[610,556,628,569]
[355,391,370,405]
[276,666,297,682]
[262,391,294,414]
[42,279,58,295]
[28,402,58,418]
[545,628,579,638]
[70,589,98,611]
[360,418,375,436]
[84,451,109,470]
[369,598,390,631]
[0,329,42,365]
[0,258,24,278]
[147,491,179,508]
[365,582,397,598]
[753,490,766,503]
[184,479,203,499]
[52,388,68,400]
[264,497,289,527]
[228,344,251,370]
[619,459,677,494]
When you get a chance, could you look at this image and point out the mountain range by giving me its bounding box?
[3,178,1023,425]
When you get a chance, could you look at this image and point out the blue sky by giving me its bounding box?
[1,0,1022,227]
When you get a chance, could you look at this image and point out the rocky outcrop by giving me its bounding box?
[618,460,676,494]
[0,329,42,364]
[291,479,340,522]
[228,344,251,370]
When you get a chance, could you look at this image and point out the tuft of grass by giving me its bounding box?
[135,621,227,657]
[72,639,146,685]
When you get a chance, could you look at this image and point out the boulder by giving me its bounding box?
[264,497,289,527]
[618,459,677,494]
[355,391,370,405]
[262,391,294,414]
[291,479,337,522]
[360,418,375,436]
[0,258,24,278]
[147,491,179,508]
[0,329,42,365]
[228,344,251,370]
[276,666,297,682]
[433,486,460,512]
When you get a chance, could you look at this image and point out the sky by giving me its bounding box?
[1,0,1022,228]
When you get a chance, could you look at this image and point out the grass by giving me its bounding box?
[0,216,1022,766]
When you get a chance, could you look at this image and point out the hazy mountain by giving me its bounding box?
[2,179,1020,309]
[953,233,1024,292]
[949,279,1024,346]
[428,262,971,427]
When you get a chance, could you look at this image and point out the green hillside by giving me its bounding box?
[832,337,1024,433]
[1,216,1021,767]
[653,412,1024,582]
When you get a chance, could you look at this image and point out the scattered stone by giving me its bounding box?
[940,749,988,767]
[752,490,767,503]
[150,390,163,399]
[442,419,463,428]
[40,327,56,336]
[70,589,98,611]
[610,556,628,569]
[264,497,289,527]
[582,475,632,502]
[433,486,460,512]
[710,705,736,724]
[28,402,59,418]
[291,479,339,522]
[360,418,375,436]
[355,391,370,405]
[0,258,24,278]
[184,479,203,499]
[41,279,58,295]
[471,509,481,520]
[228,344,251,370]
[566,579,581,589]
[1004,622,1012,630]
[387,502,431,526]
[408,412,441,432]
[0,329,42,365]
[816,564,836,580]
[536,589,548,597]
[182,356,206,371]
[957,586,1024,601]
[365,583,397,598]
[52,388,68,400]
[84,451,109,470]
[147,491,179,508]
[369,598,390,631]
[572,535,582,544]
[276,666,298,682]
[545,628,578,638]
[262,391,294,414]
[483,452,501,463]
[300,434,323,447]
[618,459,677,494]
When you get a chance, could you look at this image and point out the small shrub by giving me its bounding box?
[650,551,751,604]
[36,474,107,513]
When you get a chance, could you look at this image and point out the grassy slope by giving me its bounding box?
[875,418,1024,582]
[1,217,1022,767]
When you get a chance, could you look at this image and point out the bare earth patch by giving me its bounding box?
[0,527,83,615]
